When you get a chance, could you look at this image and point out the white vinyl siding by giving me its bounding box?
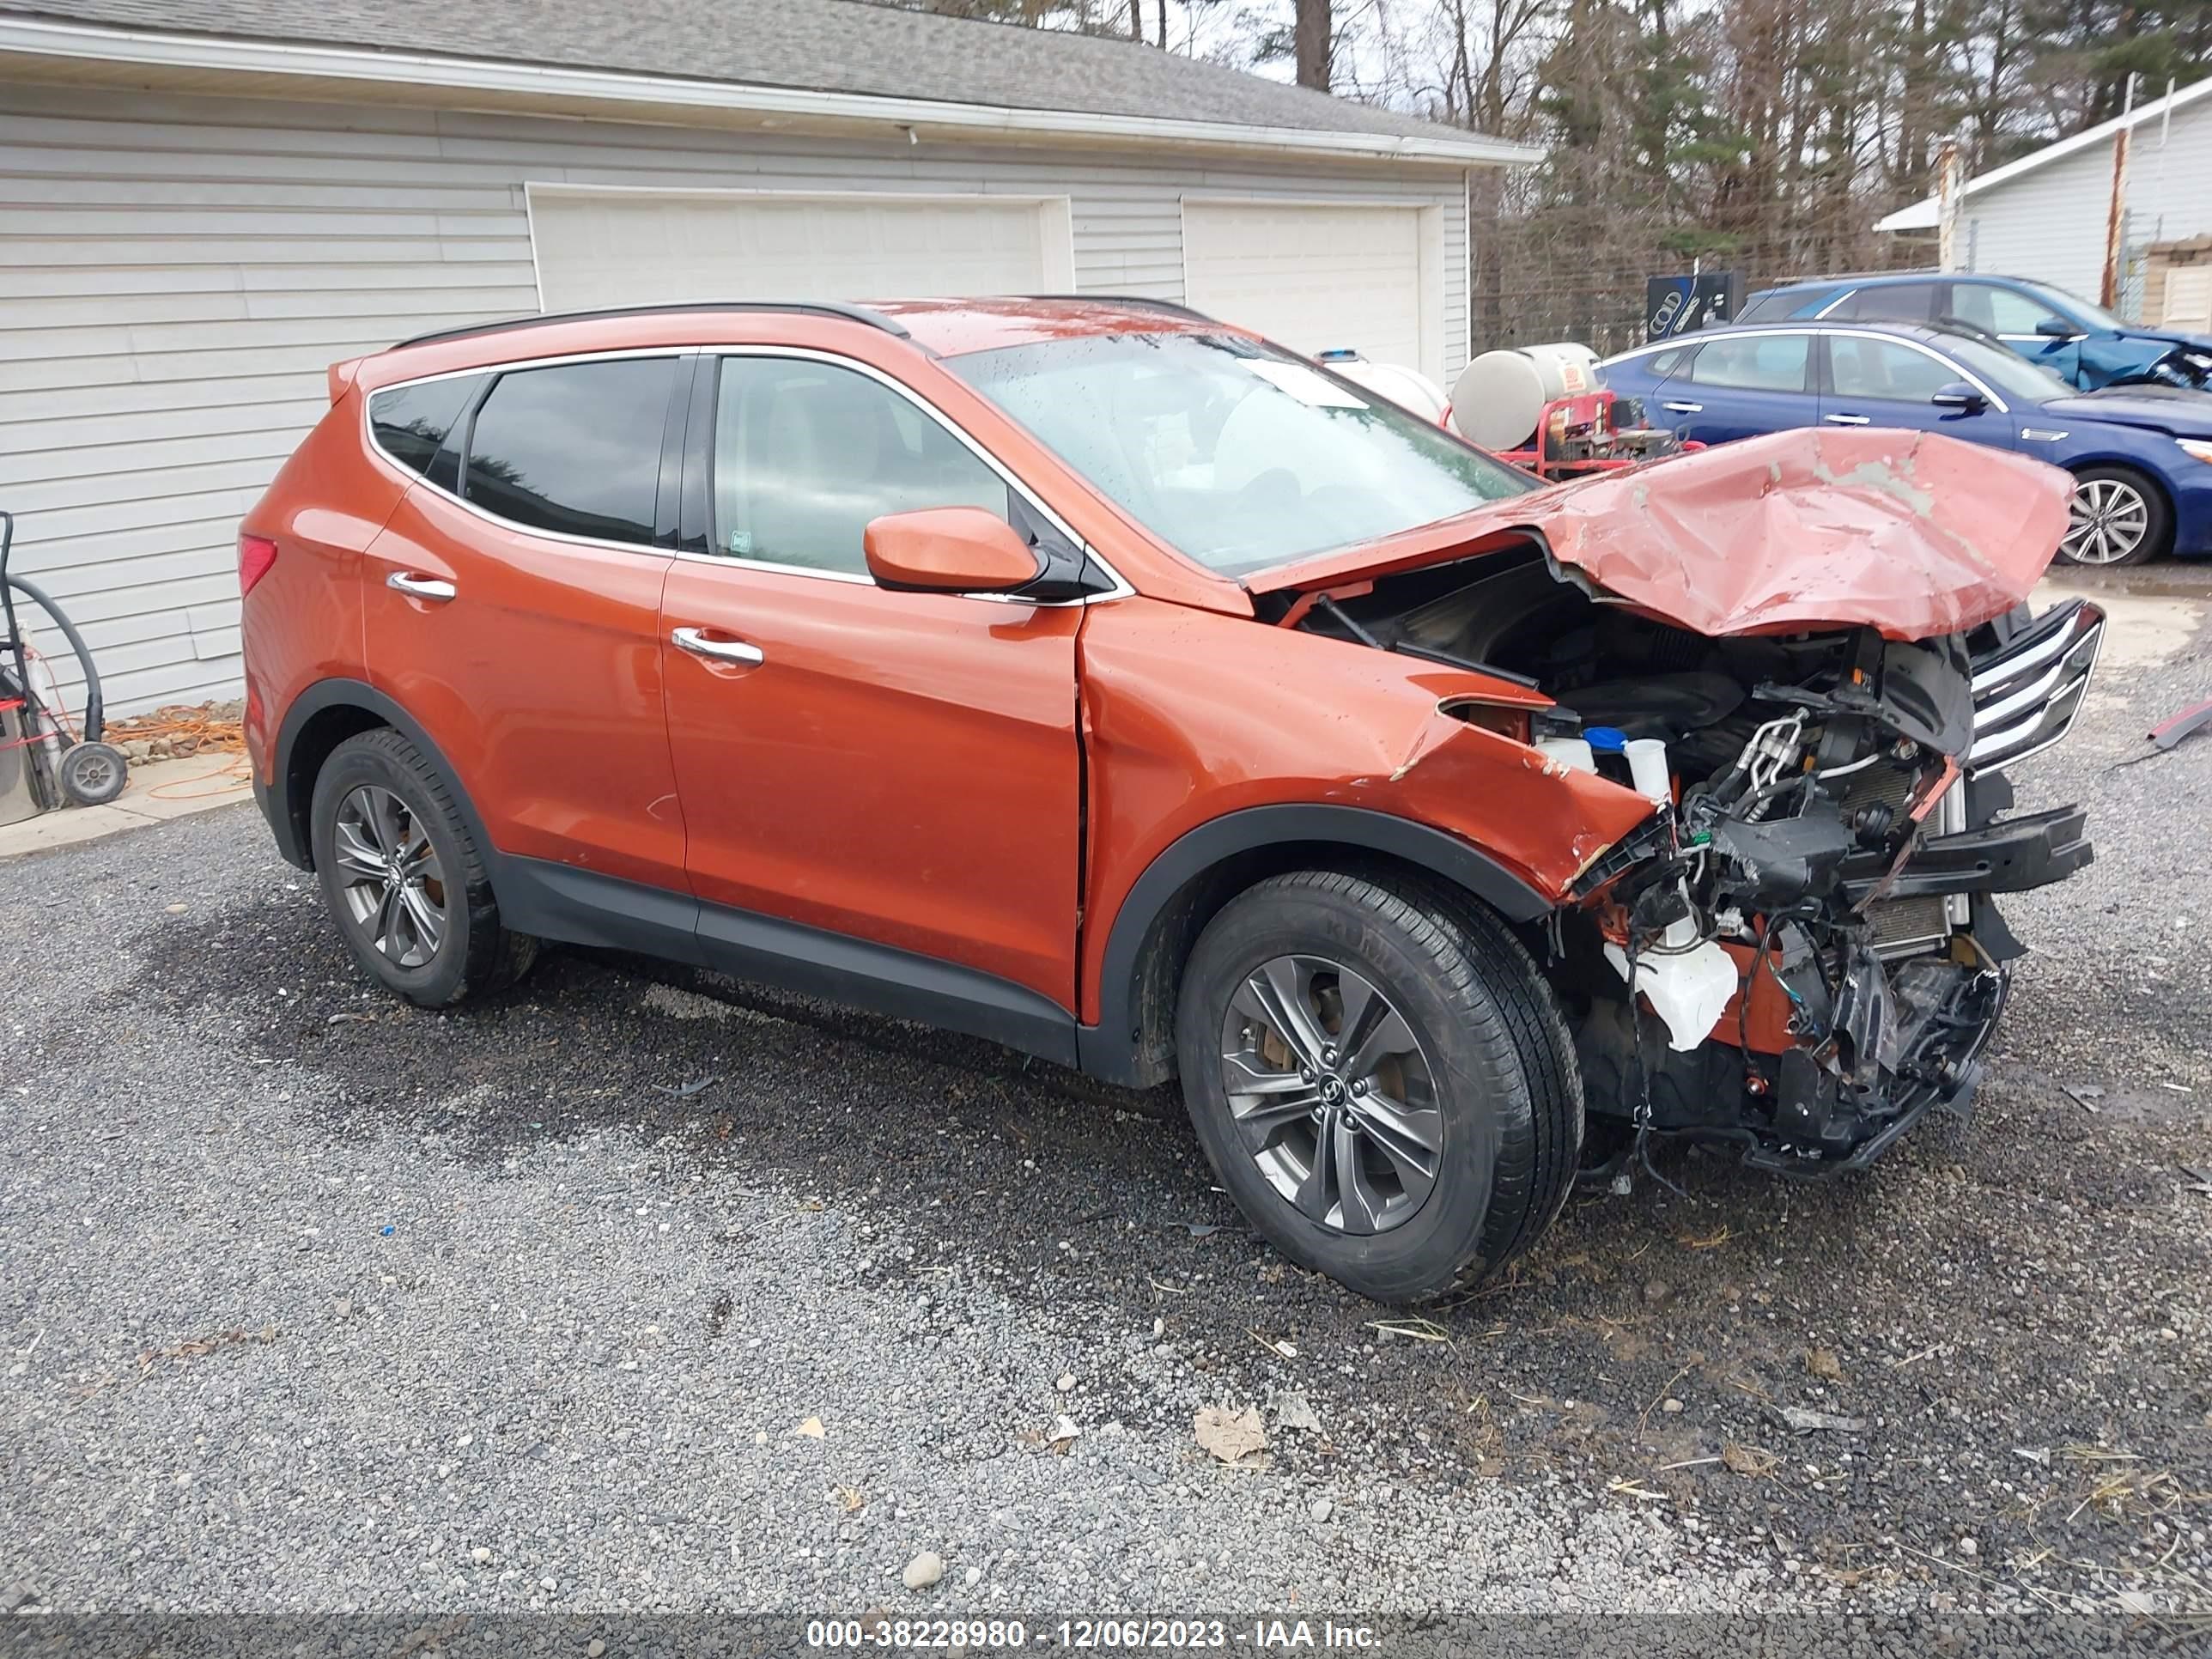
[0,80,1473,714]
[1961,93,2212,302]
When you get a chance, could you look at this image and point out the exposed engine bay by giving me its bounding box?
[1290,541,2106,1176]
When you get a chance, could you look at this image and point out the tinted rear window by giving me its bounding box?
[1833,282,1940,321]
[463,358,676,545]
[368,376,483,479]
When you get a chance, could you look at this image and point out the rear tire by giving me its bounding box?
[2057,465,2170,567]
[1174,870,1581,1304]
[308,728,536,1007]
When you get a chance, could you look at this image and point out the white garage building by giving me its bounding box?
[1876,74,2212,307]
[0,0,1533,714]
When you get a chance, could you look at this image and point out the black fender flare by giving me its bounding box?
[264,678,495,872]
[1075,803,1552,1085]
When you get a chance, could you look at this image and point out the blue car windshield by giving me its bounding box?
[1937,331,2076,404]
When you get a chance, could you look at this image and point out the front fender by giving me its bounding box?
[1073,597,1660,1065]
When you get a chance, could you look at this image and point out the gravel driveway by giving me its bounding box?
[3,572,2208,1634]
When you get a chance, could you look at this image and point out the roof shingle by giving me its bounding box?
[3,0,1502,148]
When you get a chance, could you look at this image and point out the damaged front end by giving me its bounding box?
[1273,428,2103,1177]
[1555,596,2102,1176]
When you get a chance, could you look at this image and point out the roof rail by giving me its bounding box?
[1024,294,1219,324]
[392,300,912,351]
[1765,268,1942,285]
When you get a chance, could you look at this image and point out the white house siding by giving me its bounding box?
[0,81,1472,714]
[1961,93,2212,302]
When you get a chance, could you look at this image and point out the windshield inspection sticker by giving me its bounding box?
[1246,360,1369,409]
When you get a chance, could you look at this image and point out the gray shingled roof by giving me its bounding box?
[4,0,1510,150]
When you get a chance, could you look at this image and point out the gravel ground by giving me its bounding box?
[3,571,2208,1638]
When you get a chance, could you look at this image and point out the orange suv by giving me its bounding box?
[242,297,2102,1302]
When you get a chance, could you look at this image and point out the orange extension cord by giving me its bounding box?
[102,702,252,800]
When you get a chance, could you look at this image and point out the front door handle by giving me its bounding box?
[1661,400,1703,413]
[672,626,765,666]
[1824,413,1871,426]
[386,572,457,601]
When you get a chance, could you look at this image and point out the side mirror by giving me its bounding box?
[2034,317,2080,339]
[863,507,1042,595]
[1930,381,1988,413]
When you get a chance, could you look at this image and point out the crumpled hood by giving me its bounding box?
[1249,426,2072,641]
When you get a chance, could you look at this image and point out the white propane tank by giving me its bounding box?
[1449,343,1603,450]
[1311,351,1451,424]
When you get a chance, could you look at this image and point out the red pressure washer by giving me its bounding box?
[0,508,131,811]
[1491,388,1703,481]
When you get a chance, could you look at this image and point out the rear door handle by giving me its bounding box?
[1824,413,1871,426]
[672,626,764,665]
[1661,400,1703,413]
[386,572,457,601]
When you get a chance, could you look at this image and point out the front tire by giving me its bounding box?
[1175,871,1580,1304]
[2058,466,2170,567]
[308,728,536,1007]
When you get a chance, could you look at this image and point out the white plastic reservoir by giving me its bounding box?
[1449,343,1603,450]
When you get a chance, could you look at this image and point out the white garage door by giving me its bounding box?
[528,188,1073,311]
[1182,201,1437,383]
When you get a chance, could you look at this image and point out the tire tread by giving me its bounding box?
[316,727,535,1006]
[1179,867,1579,1302]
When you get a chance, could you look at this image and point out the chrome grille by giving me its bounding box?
[1969,599,2106,775]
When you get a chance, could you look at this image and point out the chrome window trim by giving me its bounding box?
[360,343,1133,605]
[1604,326,1813,370]
[702,344,1132,605]
[1820,327,2012,414]
[1607,325,2012,415]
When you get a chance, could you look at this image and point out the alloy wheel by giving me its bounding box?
[2062,477,2150,564]
[331,784,447,969]
[1218,954,1443,1235]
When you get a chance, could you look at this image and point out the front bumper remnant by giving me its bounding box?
[1741,952,2008,1177]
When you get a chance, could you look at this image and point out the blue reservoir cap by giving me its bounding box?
[1584,726,1628,752]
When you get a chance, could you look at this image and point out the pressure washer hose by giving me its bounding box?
[5,573,105,745]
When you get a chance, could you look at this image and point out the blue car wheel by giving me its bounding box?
[2058,466,2171,567]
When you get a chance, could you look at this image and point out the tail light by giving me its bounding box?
[239,532,279,597]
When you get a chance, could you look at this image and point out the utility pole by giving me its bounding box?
[1936,137,1960,272]
[2102,72,2137,310]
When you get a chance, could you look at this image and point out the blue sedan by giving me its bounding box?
[1601,321,2212,565]
[1736,271,2212,394]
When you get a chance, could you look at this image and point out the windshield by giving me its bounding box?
[1938,331,2076,404]
[2024,281,2126,332]
[947,331,1538,575]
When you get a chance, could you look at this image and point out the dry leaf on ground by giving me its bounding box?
[1723,1441,1779,1476]
[1194,1404,1269,1468]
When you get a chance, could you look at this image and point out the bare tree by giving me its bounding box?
[1297,0,1334,87]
